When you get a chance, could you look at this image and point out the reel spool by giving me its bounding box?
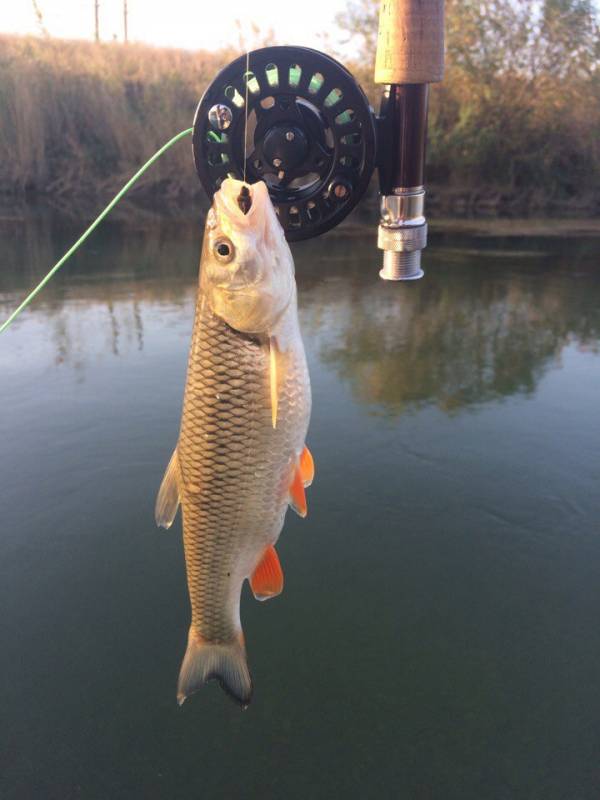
[193,46,376,241]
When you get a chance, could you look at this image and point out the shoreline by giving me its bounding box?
[2,199,600,240]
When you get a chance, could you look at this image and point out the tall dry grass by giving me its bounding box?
[0,35,234,212]
[2,10,600,218]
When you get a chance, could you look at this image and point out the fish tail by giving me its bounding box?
[177,627,252,708]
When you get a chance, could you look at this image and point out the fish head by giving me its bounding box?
[199,178,295,334]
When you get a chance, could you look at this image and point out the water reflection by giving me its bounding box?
[2,213,600,412]
[0,211,201,371]
[295,238,600,414]
[316,276,600,412]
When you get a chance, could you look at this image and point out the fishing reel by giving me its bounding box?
[193,46,377,241]
[193,0,444,280]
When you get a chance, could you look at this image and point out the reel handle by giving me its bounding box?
[374,0,445,281]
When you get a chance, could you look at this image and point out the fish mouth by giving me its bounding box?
[237,185,252,214]
[215,178,268,225]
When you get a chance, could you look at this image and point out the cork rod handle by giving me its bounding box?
[375,0,445,85]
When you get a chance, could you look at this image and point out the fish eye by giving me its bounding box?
[214,238,235,263]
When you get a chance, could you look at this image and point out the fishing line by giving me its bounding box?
[0,127,193,335]
[243,50,250,184]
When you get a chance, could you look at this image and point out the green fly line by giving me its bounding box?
[0,127,194,335]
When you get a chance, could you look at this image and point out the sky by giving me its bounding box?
[2,0,351,52]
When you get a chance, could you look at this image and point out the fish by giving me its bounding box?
[155,177,313,707]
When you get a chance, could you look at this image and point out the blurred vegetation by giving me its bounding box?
[339,0,600,214]
[1,0,599,216]
[0,35,233,213]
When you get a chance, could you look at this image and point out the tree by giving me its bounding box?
[537,0,599,77]
[31,0,49,37]
[335,0,379,64]
[333,0,600,203]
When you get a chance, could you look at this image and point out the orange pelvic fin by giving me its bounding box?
[299,445,315,487]
[250,545,284,601]
[289,462,307,518]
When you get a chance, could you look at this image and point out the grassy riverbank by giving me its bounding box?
[2,16,600,218]
[0,35,230,212]
[341,0,600,217]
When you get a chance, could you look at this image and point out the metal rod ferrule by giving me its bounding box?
[378,186,427,281]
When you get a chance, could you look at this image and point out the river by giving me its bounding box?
[1,212,600,798]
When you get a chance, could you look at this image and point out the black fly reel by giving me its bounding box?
[193,46,376,241]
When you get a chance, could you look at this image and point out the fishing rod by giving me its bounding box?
[375,0,444,279]
[194,0,445,280]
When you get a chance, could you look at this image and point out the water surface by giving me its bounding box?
[1,214,600,799]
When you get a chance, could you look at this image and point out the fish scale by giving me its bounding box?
[178,300,309,644]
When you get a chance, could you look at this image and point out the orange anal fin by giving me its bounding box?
[250,545,284,601]
[289,464,307,518]
[299,445,314,487]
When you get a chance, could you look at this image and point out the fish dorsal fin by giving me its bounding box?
[269,336,278,429]
[155,448,181,529]
[289,461,307,518]
[250,545,284,601]
[299,445,314,487]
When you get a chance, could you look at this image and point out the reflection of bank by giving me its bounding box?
[3,216,600,400]
[297,249,600,415]
[0,215,201,370]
